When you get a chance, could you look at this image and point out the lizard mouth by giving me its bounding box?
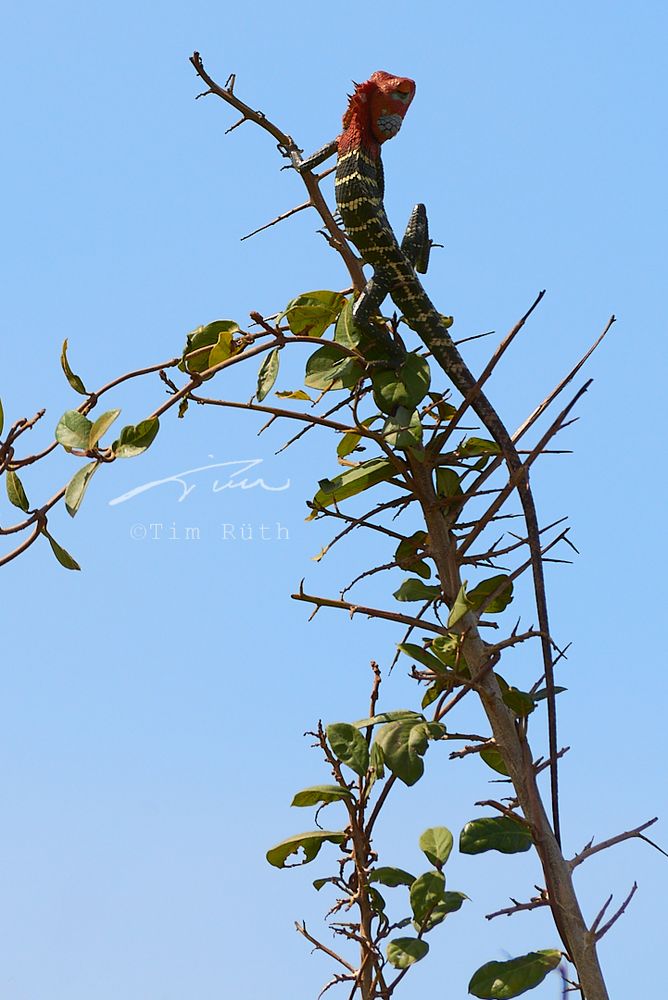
[376,113,403,138]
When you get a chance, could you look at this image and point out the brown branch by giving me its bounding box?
[189,52,365,289]
[292,583,446,635]
[569,818,664,871]
[241,196,312,242]
[593,883,638,942]
[295,921,356,973]
[486,888,550,921]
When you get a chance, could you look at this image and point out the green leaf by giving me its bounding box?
[256,348,280,402]
[326,723,369,776]
[502,687,536,717]
[337,416,379,458]
[394,535,430,579]
[421,683,444,709]
[458,436,501,458]
[468,575,514,614]
[6,470,29,512]
[311,458,395,512]
[479,746,510,776]
[64,461,99,517]
[353,710,423,729]
[41,527,81,571]
[386,937,429,969]
[368,886,387,913]
[291,785,353,807]
[208,325,241,368]
[459,816,533,856]
[60,339,87,395]
[419,827,454,869]
[410,870,445,924]
[89,409,121,447]
[369,741,385,780]
[374,719,442,786]
[55,411,93,451]
[304,343,364,391]
[532,685,567,702]
[447,581,472,627]
[313,877,333,891]
[180,320,241,374]
[393,578,441,602]
[430,634,467,671]
[282,290,346,338]
[371,353,431,414]
[427,392,457,421]
[435,467,463,498]
[334,297,366,349]
[382,406,423,449]
[417,890,469,931]
[275,389,313,401]
[369,867,415,888]
[266,830,345,868]
[112,418,159,458]
[468,950,562,998]
[397,643,448,674]
[495,675,536,718]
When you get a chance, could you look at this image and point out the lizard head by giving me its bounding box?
[340,71,416,154]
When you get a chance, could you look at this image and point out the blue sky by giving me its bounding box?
[1,2,666,997]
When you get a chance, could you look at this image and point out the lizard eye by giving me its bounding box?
[392,90,411,104]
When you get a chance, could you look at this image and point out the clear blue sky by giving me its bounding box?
[2,2,666,997]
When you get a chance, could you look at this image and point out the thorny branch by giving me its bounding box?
[2,50,658,1000]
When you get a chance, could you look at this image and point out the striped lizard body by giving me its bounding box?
[335,71,561,843]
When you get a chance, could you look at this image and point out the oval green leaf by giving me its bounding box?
[393,578,441,603]
[180,320,240,374]
[468,575,514,614]
[419,827,454,869]
[374,719,438,786]
[371,353,431,414]
[410,870,445,924]
[89,409,121,448]
[382,406,423,449]
[479,746,510,776]
[65,461,99,517]
[386,937,429,970]
[416,890,469,931]
[311,458,395,511]
[326,723,369,776]
[6,470,29,512]
[397,642,447,674]
[291,785,353,808]
[112,418,159,459]
[283,290,345,338]
[468,950,562,998]
[369,866,415,888]
[458,437,501,458]
[256,348,280,402]
[435,467,463,497]
[55,411,93,451]
[459,816,533,856]
[266,830,345,869]
[60,339,87,395]
[41,527,81,571]
[304,344,364,391]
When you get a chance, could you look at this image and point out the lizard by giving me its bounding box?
[332,71,561,843]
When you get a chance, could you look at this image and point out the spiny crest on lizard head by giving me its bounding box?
[339,71,416,156]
